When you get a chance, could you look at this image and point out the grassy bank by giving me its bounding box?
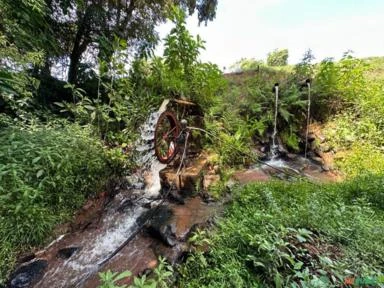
[177,177,384,287]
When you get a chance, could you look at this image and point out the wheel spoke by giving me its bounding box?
[154,111,180,163]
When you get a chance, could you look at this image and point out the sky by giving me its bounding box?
[156,0,384,69]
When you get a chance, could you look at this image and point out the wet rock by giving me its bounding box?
[260,146,268,153]
[147,223,177,247]
[57,247,81,259]
[146,207,177,246]
[308,132,316,142]
[286,153,298,160]
[70,191,108,232]
[8,259,47,288]
[322,165,330,172]
[258,152,268,161]
[311,156,324,166]
[159,224,177,247]
[309,140,318,151]
[168,191,185,205]
[199,192,216,203]
[278,145,288,156]
[17,254,36,265]
[117,199,134,213]
[306,151,315,158]
[276,137,288,157]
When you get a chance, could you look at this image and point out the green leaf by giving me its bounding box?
[32,156,41,164]
[296,234,307,243]
[36,169,44,178]
[294,261,304,270]
[84,105,95,111]
[54,102,65,107]
[113,270,132,282]
[274,272,283,288]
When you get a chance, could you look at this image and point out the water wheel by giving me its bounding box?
[154,111,180,164]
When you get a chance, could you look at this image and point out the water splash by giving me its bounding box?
[304,80,311,160]
[35,207,144,288]
[271,83,279,158]
[135,110,167,198]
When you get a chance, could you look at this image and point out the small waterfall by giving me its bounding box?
[271,83,279,158]
[135,100,170,197]
[28,101,172,288]
[304,80,311,159]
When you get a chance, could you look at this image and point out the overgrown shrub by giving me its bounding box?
[0,123,115,283]
[129,7,225,113]
[217,66,306,152]
[177,177,384,287]
[267,49,289,67]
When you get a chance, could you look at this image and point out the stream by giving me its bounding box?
[7,106,219,288]
[8,111,165,288]
[7,99,338,288]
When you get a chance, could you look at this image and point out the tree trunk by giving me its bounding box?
[68,49,83,84]
[67,7,91,84]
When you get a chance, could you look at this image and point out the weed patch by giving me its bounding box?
[177,177,384,287]
[0,124,116,283]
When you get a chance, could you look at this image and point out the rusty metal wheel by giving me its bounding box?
[154,111,180,164]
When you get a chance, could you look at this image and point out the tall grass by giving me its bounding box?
[0,123,114,283]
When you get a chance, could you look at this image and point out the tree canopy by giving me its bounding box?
[267,48,289,66]
[0,0,218,83]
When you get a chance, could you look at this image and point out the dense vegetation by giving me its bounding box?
[173,52,384,287]
[1,0,384,286]
[0,124,115,277]
[177,177,384,287]
[0,1,223,283]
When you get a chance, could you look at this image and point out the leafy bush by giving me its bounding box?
[215,131,252,166]
[229,58,265,72]
[129,7,225,112]
[312,52,370,121]
[0,123,114,283]
[177,177,384,287]
[0,34,44,123]
[218,67,306,151]
[267,49,289,67]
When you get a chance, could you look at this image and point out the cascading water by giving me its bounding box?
[271,83,279,158]
[135,108,167,198]
[304,79,311,160]
[20,102,171,288]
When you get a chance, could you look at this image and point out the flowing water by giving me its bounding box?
[271,84,279,158]
[135,110,167,198]
[304,81,311,159]
[10,106,170,288]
